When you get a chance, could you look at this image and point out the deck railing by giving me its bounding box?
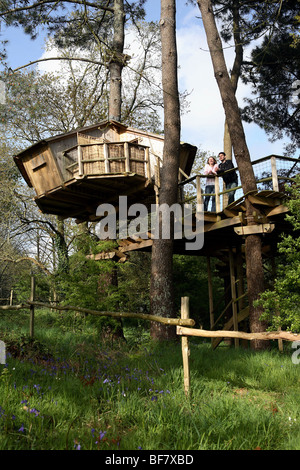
[179,155,300,212]
[62,141,151,181]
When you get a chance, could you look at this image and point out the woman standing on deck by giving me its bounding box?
[203,156,218,212]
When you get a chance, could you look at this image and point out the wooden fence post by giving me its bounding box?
[29,274,35,338]
[181,296,190,396]
[9,289,13,306]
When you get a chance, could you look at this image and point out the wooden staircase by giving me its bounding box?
[211,306,249,349]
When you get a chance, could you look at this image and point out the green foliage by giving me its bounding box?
[258,176,300,332]
[0,309,299,450]
[117,252,151,313]
[3,333,53,361]
[242,27,300,153]
[173,255,223,328]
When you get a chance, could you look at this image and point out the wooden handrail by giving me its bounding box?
[63,141,149,178]
[179,154,299,210]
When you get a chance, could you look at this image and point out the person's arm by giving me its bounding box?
[216,163,223,175]
[212,164,219,174]
[203,164,211,175]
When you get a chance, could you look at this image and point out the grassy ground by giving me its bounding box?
[0,308,299,450]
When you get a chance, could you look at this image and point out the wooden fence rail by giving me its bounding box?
[178,296,300,395]
[176,326,300,343]
[1,294,299,397]
[0,301,195,327]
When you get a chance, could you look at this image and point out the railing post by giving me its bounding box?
[124,142,130,173]
[181,297,190,396]
[215,176,221,212]
[271,156,279,191]
[145,147,151,180]
[104,143,110,174]
[9,289,13,306]
[77,145,83,176]
[196,176,203,209]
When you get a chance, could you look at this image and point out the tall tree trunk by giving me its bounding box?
[55,217,69,275]
[109,0,125,121]
[149,0,181,340]
[197,0,268,349]
[223,2,243,159]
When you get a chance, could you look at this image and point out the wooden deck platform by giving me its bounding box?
[88,188,291,261]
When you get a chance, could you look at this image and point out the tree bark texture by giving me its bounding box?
[108,0,125,121]
[150,0,181,341]
[197,0,267,349]
[223,3,243,159]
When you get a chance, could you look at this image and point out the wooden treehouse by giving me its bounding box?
[14,120,197,223]
[14,122,300,348]
[88,154,300,349]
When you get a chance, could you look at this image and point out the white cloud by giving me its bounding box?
[176,12,287,160]
[36,7,289,160]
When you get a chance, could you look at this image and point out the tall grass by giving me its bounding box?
[0,308,299,450]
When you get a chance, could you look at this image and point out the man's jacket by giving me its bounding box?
[217,160,238,185]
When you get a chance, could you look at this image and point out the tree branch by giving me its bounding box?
[12,55,106,72]
[0,0,113,17]
[1,257,52,276]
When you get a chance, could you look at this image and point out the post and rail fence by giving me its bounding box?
[1,280,300,394]
[1,155,300,391]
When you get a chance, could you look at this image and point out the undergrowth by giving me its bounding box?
[0,308,299,450]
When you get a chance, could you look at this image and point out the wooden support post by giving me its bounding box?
[215,176,221,213]
[271,256,283,352]
[236,246,247,348]
[181,297,190,396]
[236,247,245,311]
[104,143,110,174]
[29,275,35,338]
[271,156,279,192]
[124,142,130,173]
[229,249,239,349]
[207,256,214,345]
[77,145,83,176]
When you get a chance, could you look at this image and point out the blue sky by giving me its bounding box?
[1,0,296,161]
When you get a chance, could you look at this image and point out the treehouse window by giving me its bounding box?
[31,154,46,171]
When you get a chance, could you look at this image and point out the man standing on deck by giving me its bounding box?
[217,152,238,205]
